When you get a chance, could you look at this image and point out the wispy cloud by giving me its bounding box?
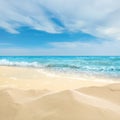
[50,42,91,48]
[0,0,63,34]
[0,0,120,40]
[1,40,120,56]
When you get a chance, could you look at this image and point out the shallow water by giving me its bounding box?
[0,56,120,79]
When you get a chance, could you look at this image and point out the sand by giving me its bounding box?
[0,66,120,120]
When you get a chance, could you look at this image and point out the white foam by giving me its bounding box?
[0,59,41,68]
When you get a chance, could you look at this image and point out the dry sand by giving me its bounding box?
[0,66,120,120]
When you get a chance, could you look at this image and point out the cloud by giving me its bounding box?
[0,0,63,34]
[50,42,78,48]
[49,40,120,55]
[50,41,100,49]
[1,40,120,56]
[0,0,120,40]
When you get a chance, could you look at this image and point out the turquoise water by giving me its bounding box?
[0,56,120,78]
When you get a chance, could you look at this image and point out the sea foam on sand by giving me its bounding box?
[0,66,120,120]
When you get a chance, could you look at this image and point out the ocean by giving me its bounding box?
[0,56,120,80]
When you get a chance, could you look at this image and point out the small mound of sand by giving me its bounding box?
[0,84,120,120]
[77,83,120,104]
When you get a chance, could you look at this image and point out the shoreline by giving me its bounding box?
[0,66,118,90]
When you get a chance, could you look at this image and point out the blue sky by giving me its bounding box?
[0,0,120,55]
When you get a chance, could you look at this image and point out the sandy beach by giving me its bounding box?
[0,0,120,119]
[0,66,120,120]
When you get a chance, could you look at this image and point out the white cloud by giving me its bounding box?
[49,40,120,55]
[1,40,120,56]
[0,0,120,40]
[50,42,77,48]
[0,0,63,33]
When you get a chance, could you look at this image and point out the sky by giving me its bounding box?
[0,0,120,56]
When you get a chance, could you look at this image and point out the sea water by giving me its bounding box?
[0,56,120,80]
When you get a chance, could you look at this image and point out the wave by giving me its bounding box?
[0,59,42,68]
[0,59,78,69]
[46,64,80,69]
[0,59,120,77]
